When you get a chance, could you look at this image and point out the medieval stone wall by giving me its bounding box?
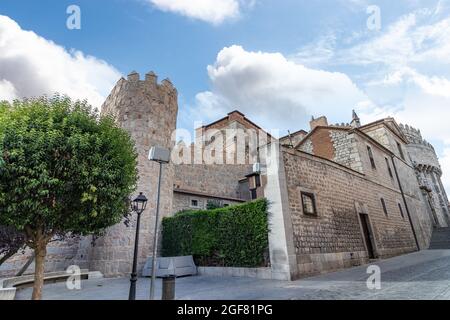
[282,149,417,276]
[299,138,313,154]
[330,130,363,172]
[174,163,252,200]
[0,239,80,277]
[172,192,244,214]
[399,124,450,227]
[74,71,179,276]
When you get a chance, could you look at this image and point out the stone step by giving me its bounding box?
[429,227,450,250]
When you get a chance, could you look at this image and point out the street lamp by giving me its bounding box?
[148,146,170,300]
[128,192,148,301]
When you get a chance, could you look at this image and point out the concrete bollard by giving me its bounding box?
[162,275,176,300]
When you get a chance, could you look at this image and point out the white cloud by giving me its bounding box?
[186,45,371,134]
[0,80,17,102]
[332,7,450,191]
[147,0,245,25]
[0,15,121,108]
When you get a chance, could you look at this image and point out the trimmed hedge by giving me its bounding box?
[161,199,270,268]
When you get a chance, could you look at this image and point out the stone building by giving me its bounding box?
[1,71,449,280]
[399,124,450,227]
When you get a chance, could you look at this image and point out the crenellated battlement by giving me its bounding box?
[101,70,178,123]
[399,123,435,150]
[124,70,177,96]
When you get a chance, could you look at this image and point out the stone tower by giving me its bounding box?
[88,71,178,276]
[399,124,450,227]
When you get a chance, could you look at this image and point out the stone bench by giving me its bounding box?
[0,270,103,300]
[142,256,197,278]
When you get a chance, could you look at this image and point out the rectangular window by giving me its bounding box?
[367,146,376,169]
[250,189,257,200]
[398,203,404,218]
[190,199,199,208]
[301,192,317,216]
[397,142,405,160]
[255,175,261,188]
[385,157,393,178]
[381,198,388,216]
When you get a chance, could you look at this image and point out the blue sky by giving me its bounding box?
[1,0,450,188]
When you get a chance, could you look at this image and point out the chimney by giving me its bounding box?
[310,116,328,130]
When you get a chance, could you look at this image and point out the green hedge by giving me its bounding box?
[161,199,270,267]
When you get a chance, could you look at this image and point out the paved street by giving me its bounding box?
[15,250,450,300]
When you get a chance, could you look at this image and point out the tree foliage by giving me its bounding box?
[0,95,138,299]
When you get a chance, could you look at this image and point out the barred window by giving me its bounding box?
[302,192,317,216]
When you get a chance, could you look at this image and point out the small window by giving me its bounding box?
[367,146,376,169]
[397,142,405,160]
[398,203,404,219]
[223,204,229,207]
[385,157,393,178]
[250,189,257,200]
[255,175,261,188]
[302,192,317,216]
[190,199,199,208]
[381,198,388,216]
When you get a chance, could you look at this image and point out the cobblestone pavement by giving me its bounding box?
[15,250,450,300]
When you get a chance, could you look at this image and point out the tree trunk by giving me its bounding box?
[31,241,47,300]
[16,253,35,277]
[0,250,16,267]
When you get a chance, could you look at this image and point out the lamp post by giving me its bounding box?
[128,192,148,301]
[148,146,170,300]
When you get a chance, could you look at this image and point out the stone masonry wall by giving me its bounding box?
[399,124,450,227]
[74,71,178,277]
[362,122,436,242]
[330,130,363,173]
[172,192,244,214]
[282,149,417,276]
[0,238,81,277]
[174,163,252,200]
[298,138,313,154]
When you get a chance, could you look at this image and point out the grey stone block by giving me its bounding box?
[142,256,197,278]
[0,288,16,300]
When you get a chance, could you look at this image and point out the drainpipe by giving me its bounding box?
[391,155,420,251]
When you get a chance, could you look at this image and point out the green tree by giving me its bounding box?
[0,96,138,300]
